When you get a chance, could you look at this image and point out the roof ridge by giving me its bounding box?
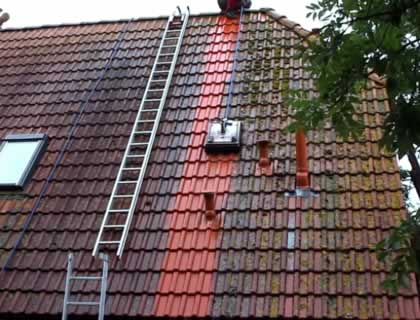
[0,9,266,33]
[262,9,387,87]
[0,16,165,32]
[263,9,311,38]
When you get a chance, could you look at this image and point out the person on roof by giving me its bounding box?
[218,0,252,18]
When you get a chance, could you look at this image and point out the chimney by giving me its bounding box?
[0,9,10,29]
[295,131,310,188]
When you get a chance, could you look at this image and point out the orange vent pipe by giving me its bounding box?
[203,191,216,220]
[257,140,270,168]
[295,131,310,188]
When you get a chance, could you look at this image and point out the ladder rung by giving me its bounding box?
[103,224,126,228]
[151,79,167,82]
[158,53,174,56]
[118,180,137,184]
[70,276,102,281]
[98,241,121,245]
[156,62,172,65]
[122,167,143,171]
[113,195,134,198]
[108,209,130,213]
[138,120,155,123]
[153,70,169,74]
[168,29,182,32]
[134,131,152,134]
[131,142,149,146]
[67,301,100,306]
[126,154,145,158]
[162,45,177,48]
[147,88,164,91]
[165,37,179,40]
[144,98,161,102]
[141,109,159,112]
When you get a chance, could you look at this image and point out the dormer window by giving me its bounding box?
[0,134,48,189]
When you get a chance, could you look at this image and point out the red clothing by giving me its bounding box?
[226,0,241,11]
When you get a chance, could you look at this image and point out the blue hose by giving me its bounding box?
[224,5,244,119]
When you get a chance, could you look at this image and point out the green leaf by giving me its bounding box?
[297,0,420,294]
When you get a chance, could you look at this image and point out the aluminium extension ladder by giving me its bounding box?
[62,253,108,320]
[92,7,190,258]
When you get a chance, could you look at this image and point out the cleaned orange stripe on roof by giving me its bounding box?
[154,16,240,317]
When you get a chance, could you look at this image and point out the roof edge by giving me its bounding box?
[369,73,387,86]
[0,9,265,32]
[264,9,311,38]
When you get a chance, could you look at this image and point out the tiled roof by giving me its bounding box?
[0,10,419,319]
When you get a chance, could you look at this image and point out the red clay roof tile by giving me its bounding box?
[0,10,419,320]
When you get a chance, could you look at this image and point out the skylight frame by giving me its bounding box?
[0,133,48,190]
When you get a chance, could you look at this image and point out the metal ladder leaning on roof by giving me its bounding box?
[92,7,190,258]
[62,253,109,320]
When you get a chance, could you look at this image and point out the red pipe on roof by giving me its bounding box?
[257,140,270,168]
[295,130,310,188]
[203,191,217,220]
[227,0,241,10]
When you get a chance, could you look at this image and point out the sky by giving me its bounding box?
[0,0,320,30]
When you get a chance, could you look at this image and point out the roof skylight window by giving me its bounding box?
[0,134,48,189]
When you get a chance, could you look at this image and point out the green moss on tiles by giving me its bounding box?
[356,278,367,295]
[320,273,329,291]
[327,297,337,318]
[274,47,282,59]
[273,232,283,248]
[342,299,354,318]
[371,254,381,271]
[341,253,351,271]
[303,211,313,226]
[261,213,270,229]
[298,301,308,314]
[319,211,331,228]
[269,296,279,317]
[258,252,268,269]
[342,275,351,292]
[355,253,365,271]
[300,275,309,292]
[300,256,310,269]
[260,231,270,249]
[270,275,280,293]
[373,299,384,318]
[392,211,403,225]
[272,78,281,91]
[358,299,369,319]
[390,193,403,209]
